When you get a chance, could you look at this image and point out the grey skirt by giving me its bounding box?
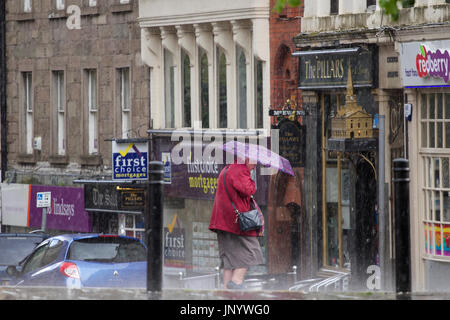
[217,230,264,269]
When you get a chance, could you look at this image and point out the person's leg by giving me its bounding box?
[231,267,248,285]
[223,269,233,289]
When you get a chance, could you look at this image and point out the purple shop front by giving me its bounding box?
[28,185,92,232]
[153,135,270,205]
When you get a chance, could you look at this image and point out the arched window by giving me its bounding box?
[330,0,339,15]
[255,59,264,128]
[237,46,247,129]
[182,50,191,127]
[164,49,175,128]
[217,49,227,128]
[199,49,209,128]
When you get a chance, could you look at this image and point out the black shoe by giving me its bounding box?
[226,280,245,290]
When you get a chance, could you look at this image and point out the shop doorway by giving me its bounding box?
[320,92,378,286]
[321,93,351,269]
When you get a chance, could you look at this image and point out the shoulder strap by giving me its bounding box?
[223,166,239,214]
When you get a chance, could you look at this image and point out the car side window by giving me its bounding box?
[21,243,49,274]
[41,240,63,267]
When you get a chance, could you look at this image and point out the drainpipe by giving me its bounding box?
[378,115,386,290]
[0,0,6,182]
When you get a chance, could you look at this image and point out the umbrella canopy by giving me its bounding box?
[220,140,294,176]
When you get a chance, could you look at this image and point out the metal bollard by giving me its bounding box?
[215,266,220,289]
[393,158,411,295]
[146,161,164,297]
[292,265,298,283]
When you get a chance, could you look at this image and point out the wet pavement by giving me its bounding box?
[1,287,450,300]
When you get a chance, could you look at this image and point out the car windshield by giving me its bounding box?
[0,236,45,266]
[67,237,146,263]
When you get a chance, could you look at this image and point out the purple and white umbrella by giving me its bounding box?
[220,140,295,176]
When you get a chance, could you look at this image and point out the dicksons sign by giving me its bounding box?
[400,40,450,88]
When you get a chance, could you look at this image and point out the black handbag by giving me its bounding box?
[223,166,263,232]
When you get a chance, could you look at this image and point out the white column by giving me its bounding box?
[212,21,236,129]
[194,23,216,129]
[430,0,447,5]
[317,0,330,17]
[415,0,428,6]
[161,26,182,128]
[232,19,254,129]
[353,0,367,13]
[252,17,270,130]
[141,27,163,129]
[176,24,198,128]
[303,0,318,18]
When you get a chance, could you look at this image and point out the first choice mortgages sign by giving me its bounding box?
[112,141,148,181]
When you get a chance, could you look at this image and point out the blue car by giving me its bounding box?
[6,234,147,289]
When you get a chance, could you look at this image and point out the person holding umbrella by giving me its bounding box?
[209,141,294,290]
[209,156,264,290]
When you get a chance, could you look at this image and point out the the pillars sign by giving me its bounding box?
[297,47,375,89]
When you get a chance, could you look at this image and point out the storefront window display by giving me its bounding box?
[421,91,450,257]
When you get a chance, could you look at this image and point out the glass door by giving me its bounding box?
[321,92,351,269]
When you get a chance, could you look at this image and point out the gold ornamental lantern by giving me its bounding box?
[330,66,374,140]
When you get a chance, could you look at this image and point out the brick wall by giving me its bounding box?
[269,0,303,123]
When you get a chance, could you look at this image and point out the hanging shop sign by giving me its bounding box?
[296,47,376,89]
[277,119,306,168]
[162,152,172,184]
[120,188,145,208]
[400,40,450,88]
[112,140,148,181]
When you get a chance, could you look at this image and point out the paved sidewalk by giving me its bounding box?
[1,287,450,300]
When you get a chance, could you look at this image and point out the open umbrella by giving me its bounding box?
[220,140,295,176]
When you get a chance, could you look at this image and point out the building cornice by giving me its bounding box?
[138,7,269,28]
[294,22,450,49]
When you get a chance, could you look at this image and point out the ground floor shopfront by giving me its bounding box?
[292,42,383,290]
[399,37,450,292]
[0,183,91,235]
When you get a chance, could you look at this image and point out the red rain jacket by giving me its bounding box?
[209,163,259,236]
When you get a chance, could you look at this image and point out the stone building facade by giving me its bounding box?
[1,0,150,236]
[4,0,149,186]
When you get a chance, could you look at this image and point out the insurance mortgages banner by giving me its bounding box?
[400,40,450,88]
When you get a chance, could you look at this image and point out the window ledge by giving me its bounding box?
[14,13,35,22]
[80,154,103,166]
[110,4,133,14]
[17,153,36,164]
[48,10,67,19]
[81,7,100,16]
[49,155,69,165]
